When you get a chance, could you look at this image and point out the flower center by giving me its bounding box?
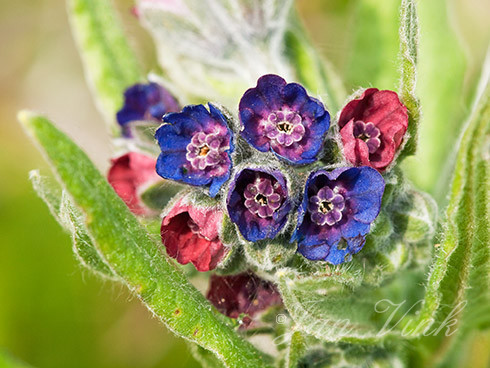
[255,193,268,206]
[308,186,346,226]
[263,109,306,147]
[243,177,284,218]
[185,131,229,171]
[319,200,334,213]
[198,145,210,156]
[353,121,381,154]
[277,121,293,134]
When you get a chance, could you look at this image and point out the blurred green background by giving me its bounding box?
[0,0,488,367]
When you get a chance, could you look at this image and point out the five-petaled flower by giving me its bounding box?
[291,166,385,265]
[161,194,228,272]
[107,152,161,215]
[155,104,234,197]
[227,168,291,242]
[117,82,179,137]
[239,74,330,165]
[338,88,408,172]
[206,272,282,325]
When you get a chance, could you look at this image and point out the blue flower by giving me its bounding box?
[117,82,179,137]
[155,104,234,197]
[239,74,330,165]
[291,166,385,265]
[227,168,291,242]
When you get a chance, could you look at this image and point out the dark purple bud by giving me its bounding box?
[206,272,282,324]
[117,82,180,137]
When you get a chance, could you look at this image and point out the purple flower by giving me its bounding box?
[227,168,290,242]
[155,104,234,197]
[291,167,385,265]
[239,74,330,164]
[117,82,179,137]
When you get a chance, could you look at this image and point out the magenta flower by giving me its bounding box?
[161,194,228,272]
[338,88,408,172]
[227,168,291,242]
[292,166,385,265]
[206,272,282,324]
[107,152,160,215]
[239,74,330,164]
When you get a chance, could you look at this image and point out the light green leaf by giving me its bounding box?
[276,267,388,344]
[137,0,295,108]
[29,171,115,278]
[67,0,143,131]
[19,111,271,368]
[188,343,226,368]
[398,0,420,158]
[284,330,308,368]
[406,69,490,362]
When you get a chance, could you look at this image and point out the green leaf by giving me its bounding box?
[276,267,388,344]
[284,330,308,368]
[67,0,143,131]
[19,111,271,368]
[188,344,226,368]
[29,171,115,278]
[406,70,490,362]
[398,0,421,158]
[137,0,295,108]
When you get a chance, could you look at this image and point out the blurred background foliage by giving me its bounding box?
[0,0,488,367]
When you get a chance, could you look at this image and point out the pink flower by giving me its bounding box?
[107,152,160,215]
[338,88,408,172]
[161,195,228,272]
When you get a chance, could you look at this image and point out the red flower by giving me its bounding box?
[107,152,160,215]
[338,88,408,172]
[161,195,228,272]
[206,272,282,324]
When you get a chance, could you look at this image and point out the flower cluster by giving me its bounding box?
[106,74,408,323]
[151,74,408,267]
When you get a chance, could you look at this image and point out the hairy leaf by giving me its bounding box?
[406,68,490,364]
[136,0,294,108]
[29,171,115,278]
[67,0,143,131]
[19,112,271,368]
[398,0,420,158]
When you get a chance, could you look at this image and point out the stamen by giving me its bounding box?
[199,145,210,156]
